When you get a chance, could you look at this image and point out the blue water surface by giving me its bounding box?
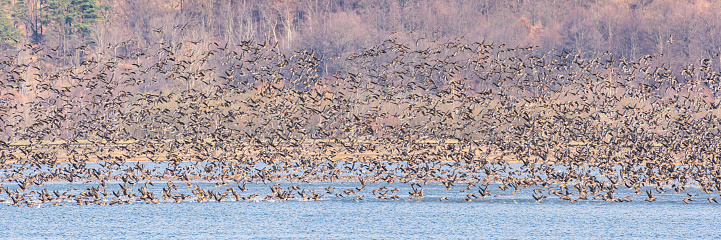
[1,182,719,239]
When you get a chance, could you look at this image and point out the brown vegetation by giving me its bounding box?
[2,0,721,70]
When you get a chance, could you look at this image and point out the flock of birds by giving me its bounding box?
[0,36,721,207]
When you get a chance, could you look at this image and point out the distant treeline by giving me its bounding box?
[1,0,721,70]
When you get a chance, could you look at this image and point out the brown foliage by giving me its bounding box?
[1,0,720,67]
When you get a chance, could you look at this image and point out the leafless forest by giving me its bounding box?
[2,0,721,66]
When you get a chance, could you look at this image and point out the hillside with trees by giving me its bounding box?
[0,0,720,69]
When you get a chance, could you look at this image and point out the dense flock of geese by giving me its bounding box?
[0,36,720,207]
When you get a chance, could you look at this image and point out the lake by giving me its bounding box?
[1,181,719,239]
